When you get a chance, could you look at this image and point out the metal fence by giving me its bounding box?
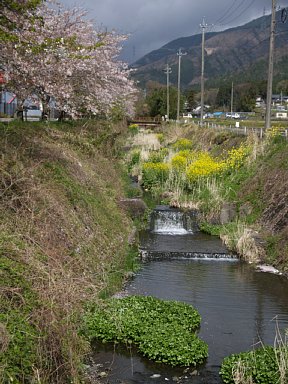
[196,121,288,139]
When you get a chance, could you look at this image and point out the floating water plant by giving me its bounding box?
[83,295,208,367]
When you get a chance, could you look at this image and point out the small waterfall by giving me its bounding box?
[150,206,198,235]
[140,205,236,260]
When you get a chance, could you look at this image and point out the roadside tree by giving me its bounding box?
[147,86,182,119]
[1,0,136,117]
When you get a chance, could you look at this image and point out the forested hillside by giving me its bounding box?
[132,12,288,90]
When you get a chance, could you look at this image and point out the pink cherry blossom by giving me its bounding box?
[1,0,137,117]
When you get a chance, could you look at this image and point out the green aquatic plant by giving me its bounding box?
[220,345,288,384]
[83,295,208,367]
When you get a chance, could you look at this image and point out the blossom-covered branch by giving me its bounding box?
[1,0,136,117]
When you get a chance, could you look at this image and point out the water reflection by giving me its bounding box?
[90,207,288,383]
[127,260,288,365]
[91,260,288,384]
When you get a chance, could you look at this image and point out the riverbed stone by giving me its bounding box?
[220,202,237,224]
[239,201,253,218]
[190,370,198,376]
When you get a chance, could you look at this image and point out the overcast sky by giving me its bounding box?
[60,0,287,63]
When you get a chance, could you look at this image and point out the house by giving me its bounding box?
[272,94,288,106]
[256,97,265,108]
[276,111,288,119]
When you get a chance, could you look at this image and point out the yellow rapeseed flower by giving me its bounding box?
[224,144,250,170]
[173,138,193,151]
[186,152,225,182]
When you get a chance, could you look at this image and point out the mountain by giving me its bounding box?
[131,12,288,89]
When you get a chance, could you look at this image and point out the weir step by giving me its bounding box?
[139,249,238,261]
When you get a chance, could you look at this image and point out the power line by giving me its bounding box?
[218,0,256,27]
[215,0,246,24]
[213,0,239,25]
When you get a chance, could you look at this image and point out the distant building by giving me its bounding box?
[272,94,288,105]
[0,91,17,117]
[255,97,265,108]
[276,111,288,119]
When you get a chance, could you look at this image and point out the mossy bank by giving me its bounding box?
[0,120,136,383]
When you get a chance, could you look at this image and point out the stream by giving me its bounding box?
[91,206,288,384]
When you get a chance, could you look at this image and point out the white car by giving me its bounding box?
[226,112,240,119]
[23,106,42,121]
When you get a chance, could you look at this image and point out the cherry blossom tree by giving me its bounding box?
[1,0,136,118]
[0,0,42,43]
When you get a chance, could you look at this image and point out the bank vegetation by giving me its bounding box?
[126,122,288,274]
[0,120,136,383]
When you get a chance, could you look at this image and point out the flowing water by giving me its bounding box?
[91,206,288,384]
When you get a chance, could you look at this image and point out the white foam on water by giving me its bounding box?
[152,227,191,235]
[152,210,194,235]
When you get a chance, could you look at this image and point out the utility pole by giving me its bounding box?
[200,17,208,126]
[164,64,172,121]
[177,48,187,122]
[231,82,234,116]
[265,0,277,130]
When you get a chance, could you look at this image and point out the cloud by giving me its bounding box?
[60,0,287,62]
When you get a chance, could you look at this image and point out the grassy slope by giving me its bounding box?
[0,121,134,383]
[240,137,288,268]
[144,123,288,272]
[188,127,288,272]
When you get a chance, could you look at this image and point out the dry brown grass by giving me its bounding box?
[232,360,254,384]
[220,222,265,263]
[131,130,161,150]
[0,122,132,383]
[274,322,288,384]
[0,322,10,354]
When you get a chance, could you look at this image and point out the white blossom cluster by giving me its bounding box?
[1,0,137,117]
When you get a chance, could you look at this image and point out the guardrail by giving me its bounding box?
[128,119,162,129]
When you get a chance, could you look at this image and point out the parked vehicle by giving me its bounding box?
[15,106,42,121]
[226,112,240,119]
[24,106,42,121]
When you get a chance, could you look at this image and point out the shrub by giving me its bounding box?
[177,149,197,161]
[128,150,141,171]
[171,150,200,173]
[83,295,208,367]
[224,144,250,171]
[128,124,139,135]
[186,152,224,182]
[156,133,164,144]
[220,346,284,384]
[173,138,193,151]
[142,162,170,189]
[171,154,187,171]
[148,149,168,163]
[266,126,284,140]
